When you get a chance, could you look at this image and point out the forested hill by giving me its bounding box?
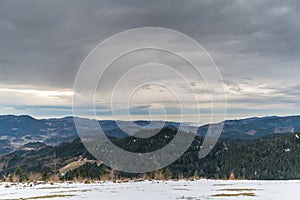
[1,115,300,156]
[1,127,300,181]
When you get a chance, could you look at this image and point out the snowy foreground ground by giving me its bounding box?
[1,179,299,200]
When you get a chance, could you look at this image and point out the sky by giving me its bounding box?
[0,0,300,124]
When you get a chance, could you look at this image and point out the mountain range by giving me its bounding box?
[1,115,300,155]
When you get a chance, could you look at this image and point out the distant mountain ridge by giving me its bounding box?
[0,115,300,155]
[212,115,300,139]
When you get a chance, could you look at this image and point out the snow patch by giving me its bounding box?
[0,180,299,199]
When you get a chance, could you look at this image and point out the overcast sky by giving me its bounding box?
[0,0,300,124]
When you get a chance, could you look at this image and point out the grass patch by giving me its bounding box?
[50,189,91,194]
[59,160,102,174]
[1,194,75,200]
[218,188,257,191]
[211,192,256,197]
[177,197,201,200]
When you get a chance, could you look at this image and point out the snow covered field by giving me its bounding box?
[1,179,299,200]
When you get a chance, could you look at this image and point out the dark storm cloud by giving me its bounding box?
[1,0,300,88]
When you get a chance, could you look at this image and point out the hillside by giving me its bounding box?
[1,115,300,156]
[1,128,300,181]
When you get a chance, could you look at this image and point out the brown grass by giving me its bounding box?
[211,192,256,197]
[1,194,75,200]
[217,188,257,191]
[50,189,91,194]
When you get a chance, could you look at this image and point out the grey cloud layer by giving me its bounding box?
[0,0,300,120]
